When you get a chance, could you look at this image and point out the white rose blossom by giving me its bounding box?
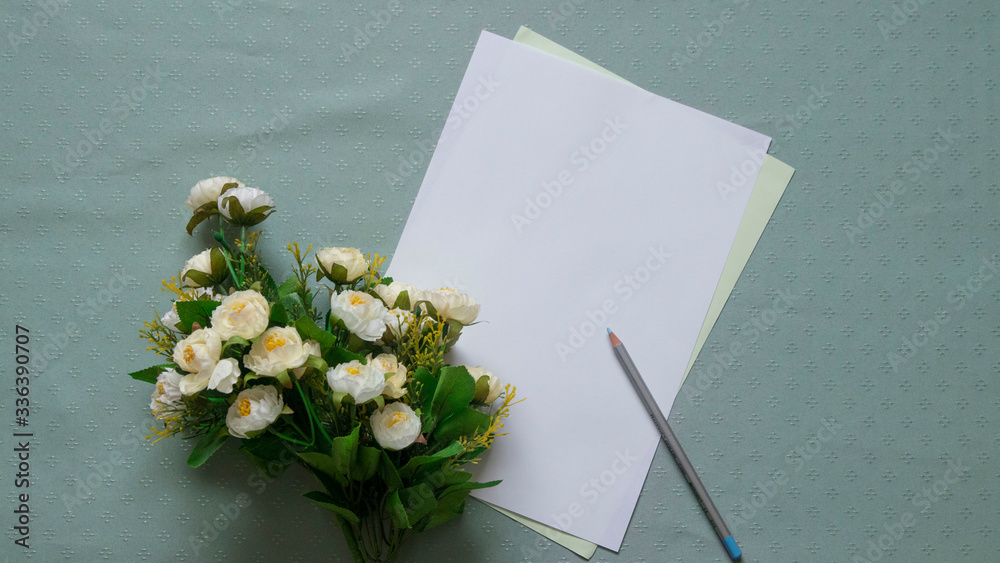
[370,402,422,451]
[243,326,316,377]
[326,360,385,404]
[181,249,216,288]
[292,340,322,379]
[467,365,502,403]
[173,328,223,395]
[316,247,369,283]
[382,308,415,339]
[218,186,275,226]
[150,368,184,418]
[330,290,388,342]
[369,353,408,399]
[421,287,480,325]
[210,290,270,341]
[208,358,241,394]
[226,386,284,439]
[185,176,242,212]
[373,281,420,309]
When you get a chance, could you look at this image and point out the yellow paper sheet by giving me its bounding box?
[484,26,795,559]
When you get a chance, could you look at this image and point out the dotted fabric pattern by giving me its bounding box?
[1,1,997,562]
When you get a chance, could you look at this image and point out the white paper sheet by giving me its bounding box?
[387,31,770,550]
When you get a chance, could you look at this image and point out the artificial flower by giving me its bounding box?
[326,360,385,403]
[150,368,184,418]
[218,186,274,226]
[421,287,480,324]
[382,308,415,339]
[330,290,388,342]
[185,176,242,212]
[369,353,408,399]
[370,402,422,450]
[173,327,222,377]
[373,281,419,309]
[316,247,368,283]
[208,358,241,394]
[210,289,270,341]
[467,365,502,403]
[292,340,322,379]
[243,326,316,377]
[226,386,284,439]
[181,247,228,288]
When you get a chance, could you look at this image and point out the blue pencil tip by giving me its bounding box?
[606,327,612,334]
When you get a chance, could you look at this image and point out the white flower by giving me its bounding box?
[330,290,388,342]
[292,340,322,379]
[316,247,369,283]
[218,186,275,226]
[210,290,270,341]
[467,365,502,403]
[181,249,215,287]
[243,327,315,377]
[421,287,480,324]
[373,281,420,309]
[150,368,184,418]
[173,328,222,395]
[208,358,241,394]
[382,308,415,338]
[326,360,385,403]
[185,176,242,212]
[368,353,408,399]
[226,386,284,439]
[160,306,181,331]
[370,402,422,450]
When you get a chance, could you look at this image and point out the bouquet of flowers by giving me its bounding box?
[131,177,518,563]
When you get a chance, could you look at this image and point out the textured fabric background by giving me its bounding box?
[1,1,997,562]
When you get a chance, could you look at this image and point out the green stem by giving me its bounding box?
[266,426,311,446]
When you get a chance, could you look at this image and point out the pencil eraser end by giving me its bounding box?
[723,535,741,560]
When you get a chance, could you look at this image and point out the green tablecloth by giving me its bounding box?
[2,1,996,561]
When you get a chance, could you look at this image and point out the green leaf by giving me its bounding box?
[423,366,475,434]
[185,202,219,236]
[297,452,346,486]
[399,440,464,480]
[417,489,473,532]
[295,316,337,350]
[324,345,367,369]
[350,445,380,482]
[269,301,288,326]
[180,269,214,288]
[277,275,300,299]
[413,367,437,413]
[186,425,229,468]
[473,375,491,402]
[240,432,292,478]
[128,364,173,384]
[432,407,491,444]
[392,290,411,311]
[176,300,220,333]
[209,246,228,277]
[386,491,410,529]
[302,424,361,485]
[438,479,502,500]
[302,491,359,524]
[399,483,437,525]
[378,451,403,492]
[260,268,280,303]
[280,293,308,322]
